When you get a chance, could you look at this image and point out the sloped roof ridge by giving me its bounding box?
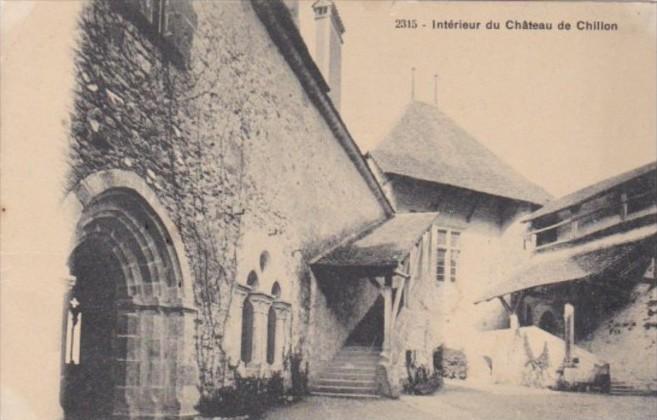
[371,100,552,205]
[526,161,657,222]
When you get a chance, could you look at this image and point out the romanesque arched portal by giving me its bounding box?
[61,171,198,419]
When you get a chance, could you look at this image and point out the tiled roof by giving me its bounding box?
[476,224,657,303]
[313,212,438,268]
[370,101,552,205]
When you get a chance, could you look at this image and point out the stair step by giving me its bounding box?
[342,346,381,352]
[610,391,657,396]
[333,356,381,363]
[310,391,380,399]
[324,367,377,375]
[319,371,377,381]
[330,360,379,368]
[310,385,378,395]
[311,346,383,399]
[312,378,377,388]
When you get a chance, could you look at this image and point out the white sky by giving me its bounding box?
[299,0,657,197]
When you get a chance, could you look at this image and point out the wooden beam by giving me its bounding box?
[466,194,481,223]
[498,296,513,315]
[392,276,406,324]
[511,290,526,313]
[368,277,381,289]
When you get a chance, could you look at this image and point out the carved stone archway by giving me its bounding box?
[61,170,198,419]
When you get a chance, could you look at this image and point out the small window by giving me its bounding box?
[260,251,270,272]
[436,229,461,283]
[246,271,259,290]
[240,300,254,363]
[271,282,281,299]
[117,0,197,68]
[436,249,447,282]
[266,306,277,365]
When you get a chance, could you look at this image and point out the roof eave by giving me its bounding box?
[382,169,548,208]
[251,0,394,217]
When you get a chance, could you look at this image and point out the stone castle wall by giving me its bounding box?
[69,0,387,400]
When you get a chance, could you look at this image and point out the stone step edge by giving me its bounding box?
[311,380,377,388]
[310,385,378,393]
[309,391,380,399]
[314,376,377,382]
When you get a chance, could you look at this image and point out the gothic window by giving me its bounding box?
[266,306,276,365]
[246,271,259,290]
[271,282,281,299]
[240,300,254,364]
[436,229,461,282]
[65,297,82,365]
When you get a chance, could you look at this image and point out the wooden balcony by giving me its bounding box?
[527,190,656,253]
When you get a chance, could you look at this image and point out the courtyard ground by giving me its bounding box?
[262,381,657,420]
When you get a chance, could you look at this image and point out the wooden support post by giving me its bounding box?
[391,274,406,324]
[381,285,392,356]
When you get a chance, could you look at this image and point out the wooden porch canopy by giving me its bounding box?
[311,212,439,359]
[311,212,439,274]
[475,224,657,304]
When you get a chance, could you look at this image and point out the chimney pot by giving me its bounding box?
[312,0,345,111]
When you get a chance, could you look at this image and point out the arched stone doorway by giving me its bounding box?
[61,171,198,419]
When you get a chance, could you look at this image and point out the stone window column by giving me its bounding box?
[247,292,274,366]
[271,301,291,368]
[228,284,251,363]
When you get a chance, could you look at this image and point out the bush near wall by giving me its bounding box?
[196,372,285,418]
[436,346,468,380]
[196,352,309,418]
[402,350,444,395]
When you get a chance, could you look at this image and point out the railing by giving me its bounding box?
[527,190,656,252]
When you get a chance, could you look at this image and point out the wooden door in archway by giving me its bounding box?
[63,240,120,418]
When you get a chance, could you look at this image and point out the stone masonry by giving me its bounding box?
[66,0,389,416]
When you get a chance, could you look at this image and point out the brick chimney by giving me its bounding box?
[312,0,345,111]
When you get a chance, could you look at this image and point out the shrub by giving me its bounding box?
[437,346,468,380]
[289,352,309,397]
[402,350,443,395]
[196,371,285,418]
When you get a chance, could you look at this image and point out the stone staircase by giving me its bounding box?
[610,380,657,396]
[310,346,381,398]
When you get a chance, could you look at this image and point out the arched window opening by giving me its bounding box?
[539,311,558,336]
[65,297,82,365]
[271,282,281,299]
[246,271,259,291]
[524,304,533,326]
[259,251,270,272]
[266,306,277,365]
[241,300,254,363]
